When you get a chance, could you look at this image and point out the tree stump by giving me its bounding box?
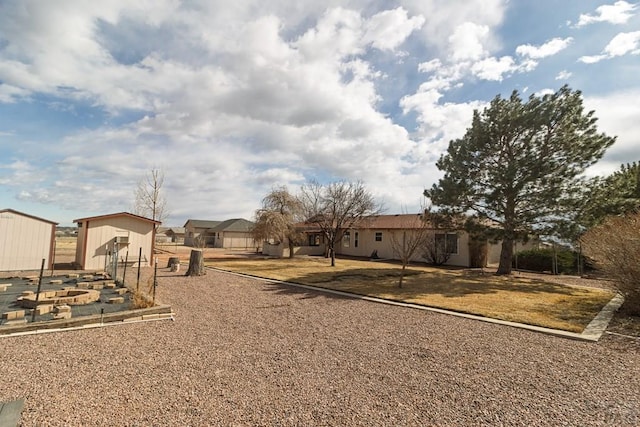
[185,250,205,276]
[167,257,180,268]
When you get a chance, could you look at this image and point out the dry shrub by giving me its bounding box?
[129,277,156,309]
[130,290,155,309]
[581,211,640,315]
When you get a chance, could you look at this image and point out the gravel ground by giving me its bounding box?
[1,267,639,426]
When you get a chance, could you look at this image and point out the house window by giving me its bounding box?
[375,232,383,242]
[343,231,350,247]
[435,233,458,254]
[308,234,320,246]
[354,232,359,248]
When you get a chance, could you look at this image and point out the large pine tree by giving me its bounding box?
[425,86,615,275]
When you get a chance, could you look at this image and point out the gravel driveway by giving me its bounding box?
[1,268,638,426]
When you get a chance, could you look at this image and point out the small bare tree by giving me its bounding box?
[252,186,303,258]
[389,213,433,288]
[299,180,382,267]
[422,232,456,266]
[421,209,457,266]
[581,211,640,315]
[134,169,168,223]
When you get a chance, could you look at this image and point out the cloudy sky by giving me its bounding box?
[0,0,638,226]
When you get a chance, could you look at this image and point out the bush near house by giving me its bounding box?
[581,211,640,315]
[513,248,580,274]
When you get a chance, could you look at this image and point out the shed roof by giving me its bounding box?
[208,218,254,233]
[73,211,161,225]
[0,208,58,225]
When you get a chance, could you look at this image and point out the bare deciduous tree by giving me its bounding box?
[134,169,168,223]
[252,186,303,258]
[581,212,640,315]
[299,180,381,267]
[389,213,432,288]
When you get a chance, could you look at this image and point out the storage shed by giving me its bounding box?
[74,212,160,271]
[0,209,57,271]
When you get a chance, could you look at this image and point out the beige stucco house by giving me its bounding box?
[184,218,257,249]
[335,214,476,267]
[74,212,160,271]
[284,214,538,268]
[0,209,57,271]
[183,219,221,247]
[209,219,257,249]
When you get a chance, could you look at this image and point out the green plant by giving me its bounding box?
[513,248,578,274]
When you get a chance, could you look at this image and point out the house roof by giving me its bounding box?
[183,219,221,229]
[298,213,462,231]
[73,211,161,225]
[167,227,185,235]
[0,208,58,225]
[360,214,429,229]
[208,218,254,233]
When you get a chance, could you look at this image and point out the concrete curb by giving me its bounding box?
[209,267,622,342]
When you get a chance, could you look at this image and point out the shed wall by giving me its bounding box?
[78,216,155,270]
[0,211,55,271]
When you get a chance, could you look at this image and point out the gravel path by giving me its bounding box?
[0,267,638,426]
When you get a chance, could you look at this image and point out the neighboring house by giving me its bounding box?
[209,218,257,249]
[165,227,185,244]
[0,209,57,271]
[183,219,221,247]
[261,224,326,258]
[74,212,160,271]
[155,227,186,244]
[292,214,538,268]
[155,226,171,243]
[335,214,475,267]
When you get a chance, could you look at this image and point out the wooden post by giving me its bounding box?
[185,250,205,276]
[122,251,129,286]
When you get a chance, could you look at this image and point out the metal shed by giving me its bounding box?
[74,212,160,271]
[0,209,57,271]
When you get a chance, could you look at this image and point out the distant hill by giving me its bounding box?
[56,226,78,236]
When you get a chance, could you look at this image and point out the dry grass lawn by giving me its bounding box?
[207,256,615,333]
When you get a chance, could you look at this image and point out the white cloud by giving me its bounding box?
[471,56,516,81]
[584,89,640,176]
[575,1,637,27]
[555,70,572,80]
[578,54,607,64]
[402,0,506,54]
[579,31,640,63]
[363,8,425,51]
[417,59,442,73]
[603,31,640,56]
[448,22,490,61]
[516,37,573,59]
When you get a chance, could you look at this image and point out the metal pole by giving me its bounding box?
[113,242,118,284]
[122,251,129,287]
[31,259,45,322]
[51,238,56,277]
[136,247,142,292]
